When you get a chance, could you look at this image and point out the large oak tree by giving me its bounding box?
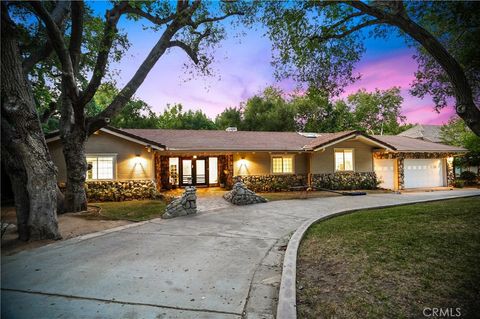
[1,0,252,239]
[263,0,480,136]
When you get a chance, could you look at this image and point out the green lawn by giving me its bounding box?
[90,200,166,222]
[297,197,480,319]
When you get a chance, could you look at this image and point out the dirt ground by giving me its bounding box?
[1,207,131,256]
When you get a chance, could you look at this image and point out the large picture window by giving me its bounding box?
[335,149,354,171]
[272,156,294,174]
[86,155,115,180]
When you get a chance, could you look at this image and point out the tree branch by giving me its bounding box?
[30,1,78,101]
[189,11,244,29]
[86,22,182,134]
[22,1,70,73]
[310,18,383,42]
[40,101,58,124]
[324,11,365,32]
[123,6,176,25]
[69,1,84,75]
[168,40,199,64]
[77,1,128,107]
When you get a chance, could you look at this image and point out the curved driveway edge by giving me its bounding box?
[276,192,480,319]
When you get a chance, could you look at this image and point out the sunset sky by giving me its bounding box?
[93,2,455,125]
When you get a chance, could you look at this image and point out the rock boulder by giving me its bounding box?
[223,181,267,205]
[162,186,197,219]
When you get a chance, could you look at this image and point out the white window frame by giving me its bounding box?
[334,148,355,172]
[270,154,295,175]
[86,154,117,180]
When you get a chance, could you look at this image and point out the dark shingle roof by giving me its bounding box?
[118,128,466,153]
[120,129,312,151]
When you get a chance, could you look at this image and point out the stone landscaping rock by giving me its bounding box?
[162,186,197,219]
[223,181,268,205]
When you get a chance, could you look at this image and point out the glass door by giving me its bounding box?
[195,159,206,185]
[182,159,192,185]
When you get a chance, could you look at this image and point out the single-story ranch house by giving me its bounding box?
[46,127,465,200]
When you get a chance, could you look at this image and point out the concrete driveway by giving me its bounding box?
[2,189,479,318]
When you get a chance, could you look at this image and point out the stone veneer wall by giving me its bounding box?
[85,180,159,202]
[373,152,456,189]
[219,155,234,189]
[311,172,378,190]
[239,175,307,192]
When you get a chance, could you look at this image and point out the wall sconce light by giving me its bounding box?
[145,145,152,153]
[135,154,142,165]
[193,155,197,159]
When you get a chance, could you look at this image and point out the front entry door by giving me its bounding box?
[180,157,208,186]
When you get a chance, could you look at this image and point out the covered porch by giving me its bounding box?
[154,153,234,190]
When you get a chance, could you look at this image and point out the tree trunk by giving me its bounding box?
[62,128,88,212]
[1,9,61,240]
[1,146,30,241]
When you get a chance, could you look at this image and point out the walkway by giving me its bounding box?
[2,189,479,318]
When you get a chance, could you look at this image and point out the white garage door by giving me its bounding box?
[404,159,444,188]
[374,159,395,190]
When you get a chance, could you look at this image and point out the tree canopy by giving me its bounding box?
[215,86,410,134]
[262,1,480,136]
[441,117,480,167]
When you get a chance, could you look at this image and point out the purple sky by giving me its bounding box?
[104,5,455,125]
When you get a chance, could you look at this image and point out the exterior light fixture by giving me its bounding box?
[193,155,197,159]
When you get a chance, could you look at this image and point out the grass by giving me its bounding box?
[88,200,167,222]
[297,196,480,319]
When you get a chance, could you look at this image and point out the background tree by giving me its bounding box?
[347,87,406,135]
[157,104,216,129]
[292,87,354,132]
[26,0,251,212]
[215,106,243,130]
[263,1,480,136]
[440,117,480,173]
[242,86,297,131]
[88,83,160,129]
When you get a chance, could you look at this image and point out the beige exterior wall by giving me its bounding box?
[233,152,308,176]
[48,131,155,183]
[311,140,374,174]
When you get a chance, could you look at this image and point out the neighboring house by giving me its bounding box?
[398,124,442,143]
[398,124,478,176]
[46,127,465,197]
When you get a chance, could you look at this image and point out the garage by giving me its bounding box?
[374,159,396,189]
[404,159,445,188]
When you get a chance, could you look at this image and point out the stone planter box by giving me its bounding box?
[83,180,160,202]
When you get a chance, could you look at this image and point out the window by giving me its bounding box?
[86,155,115,180]
[272,156,294,174]
[335,149,354,171]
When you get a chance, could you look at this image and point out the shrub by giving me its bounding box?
[459,171,478,185]
[453,179,465,188]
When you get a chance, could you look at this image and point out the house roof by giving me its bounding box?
[45,126,466,153]
[45,127,166,150]
[373,135,465,152]
[303,130,395,151]
[398,124,442,143]
[120,129,311,151]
